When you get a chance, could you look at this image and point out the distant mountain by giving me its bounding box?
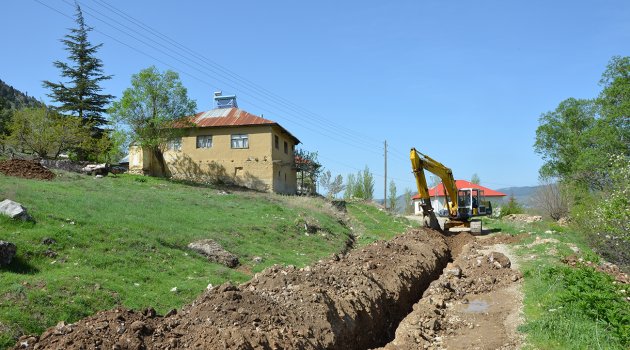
[496,185,541,207]
[0,78,42,109]
[0,78,44,134]
[375,194,414,215]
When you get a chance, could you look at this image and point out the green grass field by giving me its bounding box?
[0,172,412,348]
[483,217,630,350]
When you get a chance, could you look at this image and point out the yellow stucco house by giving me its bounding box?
[128,93,300,194]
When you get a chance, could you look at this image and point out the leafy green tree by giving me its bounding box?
[319,170,345,199]
[43,3,113,129]
[352,170,365,199]
[500,194,523,217]
[362,165,375,200]
[295,148,322,194]
[109,66,196,176]
[534,98,599,189]
[344,173,355,199]
[388,180,397,211]
[598,56,630,123]
[471,173,481,184]
[7,106,89,159]
[0,96,12,137]
[403,188,414,215]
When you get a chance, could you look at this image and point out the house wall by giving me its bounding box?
[270,125,297,194]
[129,125,298,194]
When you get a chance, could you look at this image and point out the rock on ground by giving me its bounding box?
[502,214,542,224]
[0,241,17,266]
[0,199,32,221]
[188,239,240,268]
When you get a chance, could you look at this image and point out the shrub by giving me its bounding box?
[500,194,523,217]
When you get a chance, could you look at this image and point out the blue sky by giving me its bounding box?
[3,0,629,196]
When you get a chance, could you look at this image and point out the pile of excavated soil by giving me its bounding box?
[15,229,451,350]
[0,159,55,180]
[478,233,529,246]
[376,239,523,350]
[502,214,542,224]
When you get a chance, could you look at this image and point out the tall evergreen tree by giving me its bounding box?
[43,3,113,130]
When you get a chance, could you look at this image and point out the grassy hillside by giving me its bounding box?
[0,173,413,348]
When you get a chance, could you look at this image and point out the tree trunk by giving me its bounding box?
[150,147,168,177]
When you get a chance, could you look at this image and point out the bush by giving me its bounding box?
[500,194,523,217]
[521,265,630,348]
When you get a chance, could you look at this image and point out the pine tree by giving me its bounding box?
[43,3,113,131]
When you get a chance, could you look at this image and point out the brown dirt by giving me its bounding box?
[478,232,529,246]
[375,239,523,350]
[0,159,55,180]
[15,228,451,350]
[14,230,525,350]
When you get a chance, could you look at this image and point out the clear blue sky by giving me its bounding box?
[3,0,629,196]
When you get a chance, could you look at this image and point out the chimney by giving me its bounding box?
[214,90,237,109]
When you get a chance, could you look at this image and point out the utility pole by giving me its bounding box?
[384,140,387,209]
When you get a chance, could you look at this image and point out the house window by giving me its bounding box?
[283,141,288,154]
[274,135,279,149]
[231,134,249,149]
[167,137,182,151]
[196,135,212,148]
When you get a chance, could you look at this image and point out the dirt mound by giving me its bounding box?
[376,239,523,349]
[444,232,475,256]
[0,159,55,180]
[562,254,629,284]
[478,233,529,246]
[15,228,451,350]
[502,214,542,224]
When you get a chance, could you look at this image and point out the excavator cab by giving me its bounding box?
[456,188,489,219]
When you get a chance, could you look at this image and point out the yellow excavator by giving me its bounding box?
[410,148,491,233]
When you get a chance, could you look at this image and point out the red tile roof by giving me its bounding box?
[412,180,507,200]
[175,107,300,144]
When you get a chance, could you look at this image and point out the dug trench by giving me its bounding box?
[14,228,523,350]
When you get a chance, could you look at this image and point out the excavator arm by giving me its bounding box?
[410,148,459,218]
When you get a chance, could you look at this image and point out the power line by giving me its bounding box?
[40,0,385,157]
[36,0,423,188]
[76,0,385,152]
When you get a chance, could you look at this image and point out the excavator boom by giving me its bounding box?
[410,148,459,217]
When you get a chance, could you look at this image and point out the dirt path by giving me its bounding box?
[14,230,525,350]
[376,234,524,350]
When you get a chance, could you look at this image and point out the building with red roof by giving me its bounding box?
[128,93,301,194]
[411,180,507,215]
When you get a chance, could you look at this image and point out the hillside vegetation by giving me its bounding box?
[0,172,412,348]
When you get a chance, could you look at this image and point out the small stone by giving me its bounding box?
[42,238,57,245]
[0,199,32,221]
[253,256,263,264]
[0,241,17,266]
[165,309,177,317]
[170,287,178,293]
[445,265,462,278]
[488,252,511,268]
[130,320,145,332]
[143,307,156,318]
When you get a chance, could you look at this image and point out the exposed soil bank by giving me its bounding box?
[15,228,450,350]
[374,237,523,350]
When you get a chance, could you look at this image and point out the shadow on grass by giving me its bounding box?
[1,256,39,274]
